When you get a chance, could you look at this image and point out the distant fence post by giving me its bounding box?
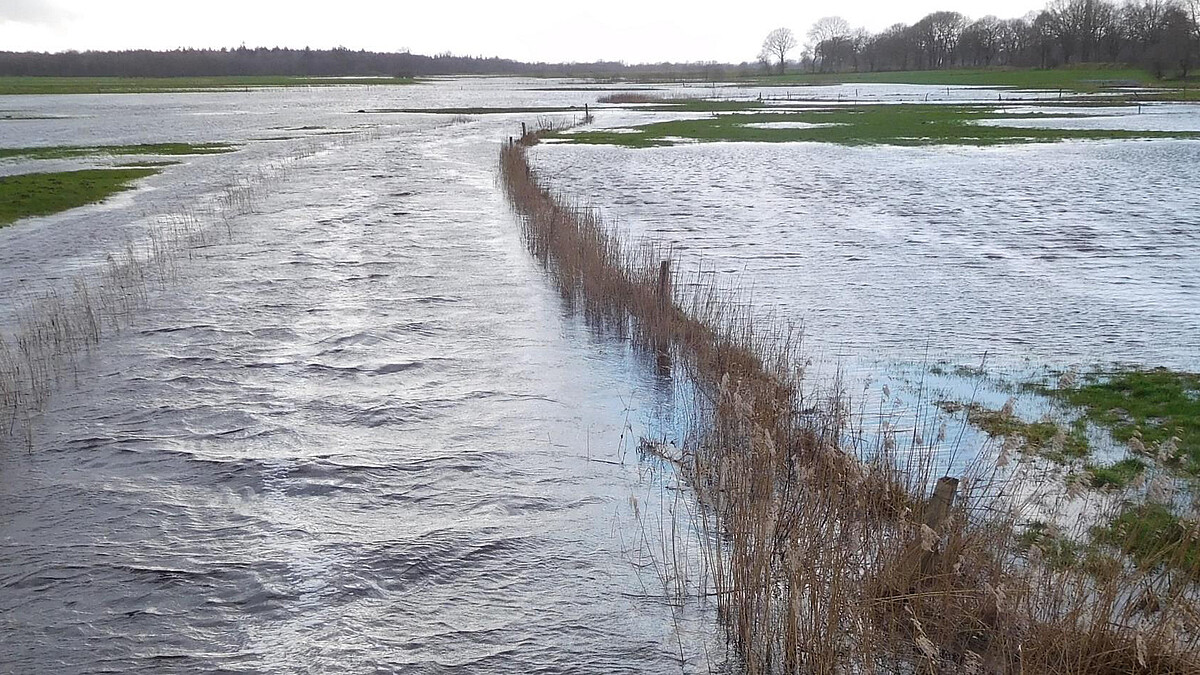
[521,122,527,138]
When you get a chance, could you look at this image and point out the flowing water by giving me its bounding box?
[0,79,726,674]
[2,77,1197,672]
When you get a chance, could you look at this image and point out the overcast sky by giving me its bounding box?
[2,0,1046,63]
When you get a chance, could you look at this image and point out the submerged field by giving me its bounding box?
[1,76,1197,672]
[554,103,1200,146]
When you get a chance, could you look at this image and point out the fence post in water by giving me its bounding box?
[657,260,672,309]
[521,122,527,138]
[654,260,673,376]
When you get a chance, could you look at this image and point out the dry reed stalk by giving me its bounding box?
[499,128,1200,674]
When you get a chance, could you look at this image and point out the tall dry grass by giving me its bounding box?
[500,129,1200,673]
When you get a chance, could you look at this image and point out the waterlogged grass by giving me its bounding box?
[937,400,1090,460]
[1095,503,1200,577]
[754,67,1160,90]
[1050,369,1200,476]
[0,142,237,161]
[0,168,158,226]
[1018,505,1200,582]
[0,76,415,96]
[1085,457,1147,489]
[556,104,1200,147]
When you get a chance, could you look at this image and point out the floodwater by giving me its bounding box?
[3,77,1197,671]
[531,99,1200,470]
[0,79,727,673]
[533,109,1200,375]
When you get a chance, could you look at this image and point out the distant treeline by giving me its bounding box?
[796,0,1199,77]
[0,47,749,80]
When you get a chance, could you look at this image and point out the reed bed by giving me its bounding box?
[499,128,1200,673]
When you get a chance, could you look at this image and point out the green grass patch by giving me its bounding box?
[1018,520,1131,581]
[1095,502,1200,577]
[0,168,157,226]
[937,400,1090,460]
[554,104,1200,148]
[1017,521,1083,569]
[1085,457,1147,489]
[0,76,415,96]
[1048,369,1200,476]
[753,67,1160,91]
[0,142,236,161]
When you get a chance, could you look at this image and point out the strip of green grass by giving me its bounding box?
[0,142,236,160]
[555,104,1200,147]
[0,76,415,96]
[0,168,157,226]
[753,67,1160,91]
[1050,369,1200,476]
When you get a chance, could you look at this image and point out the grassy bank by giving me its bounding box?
[501,124,1199,672]
[555,104,1200,147]
[0,76,415,96]
[0,168,157,226]
[0,142,237,161]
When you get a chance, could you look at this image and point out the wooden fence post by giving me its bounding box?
[657,260,671,308]
[919,476,960,576]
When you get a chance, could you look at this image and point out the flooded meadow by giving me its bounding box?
[2,77,1198,672]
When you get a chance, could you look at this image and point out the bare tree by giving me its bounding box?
[807,17,855,72]
[914,11,968,68]
[1185,0,1200,53]
[762,27,798,75]
[961,16,1005,65]
[808,16,853,44]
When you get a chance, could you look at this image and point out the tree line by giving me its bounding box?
[0,46,739,80]
[764,0,1200,78]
